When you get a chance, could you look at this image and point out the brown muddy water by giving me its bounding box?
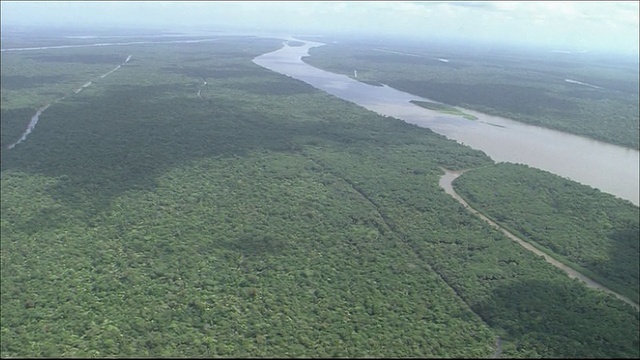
[253,39,639,206]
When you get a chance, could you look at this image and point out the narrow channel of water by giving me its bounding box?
[7,104,51,150]
[253,39,639,206]
[5,36,639,206]
[197,79,207,99]
[6,55,132,150]
[439,168,639,311]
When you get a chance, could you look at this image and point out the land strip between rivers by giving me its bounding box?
[438,168,639,312]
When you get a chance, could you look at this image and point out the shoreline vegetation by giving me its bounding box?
[350,77,384,87]
[410,100,478,120]
[285,40,304,47]
[303,41,640,150]
[439,166,639,309]
[1,32,638,358]
[452,163,640,305]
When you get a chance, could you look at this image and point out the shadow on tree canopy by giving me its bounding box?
[471,278,639,358]
[0,69,485,228]
[1,75,70,91]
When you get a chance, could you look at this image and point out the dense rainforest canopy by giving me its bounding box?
[303,39,640,149]
[1,33,638,358]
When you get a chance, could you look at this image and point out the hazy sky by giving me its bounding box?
[2,1,639,55]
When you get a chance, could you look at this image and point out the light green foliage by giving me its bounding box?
[1,34,638,358]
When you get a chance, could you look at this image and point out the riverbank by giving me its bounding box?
[410,100,478,120]
[303,40,639,150]
[253,39,639,206]
[439,167,639,311]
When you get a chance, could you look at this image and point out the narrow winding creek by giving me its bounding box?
[439,168,639,311]
[6,54,132,149]
[7,37,638,206]
[7,104,51,150]
[197,79,207,99]
[254,37,640,311]
[3,37,225,150]
[4,36,638,308]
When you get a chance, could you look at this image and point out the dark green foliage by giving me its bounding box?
[1,75,69,90]
[26,54,129,65]
[402,81,577,115]
[473,280,639,358]
[410,100,478,120]
[304,41,639,149]
[454,163,640,303]
[303,148,639,359]
[1,34,638,358]
[0,108,37,151]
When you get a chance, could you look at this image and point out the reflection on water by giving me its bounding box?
[254,40,639,206]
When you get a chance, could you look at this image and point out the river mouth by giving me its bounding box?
[253,39,639,206]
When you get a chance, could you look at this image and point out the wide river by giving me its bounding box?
[253,39,640,206]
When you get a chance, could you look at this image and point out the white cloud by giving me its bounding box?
[1,1,637,55]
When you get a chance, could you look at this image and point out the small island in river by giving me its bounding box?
[286,40,305,47]
[349,76,384,87]
[410,100,478,120]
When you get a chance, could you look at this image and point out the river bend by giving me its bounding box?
[253,39,639,206]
